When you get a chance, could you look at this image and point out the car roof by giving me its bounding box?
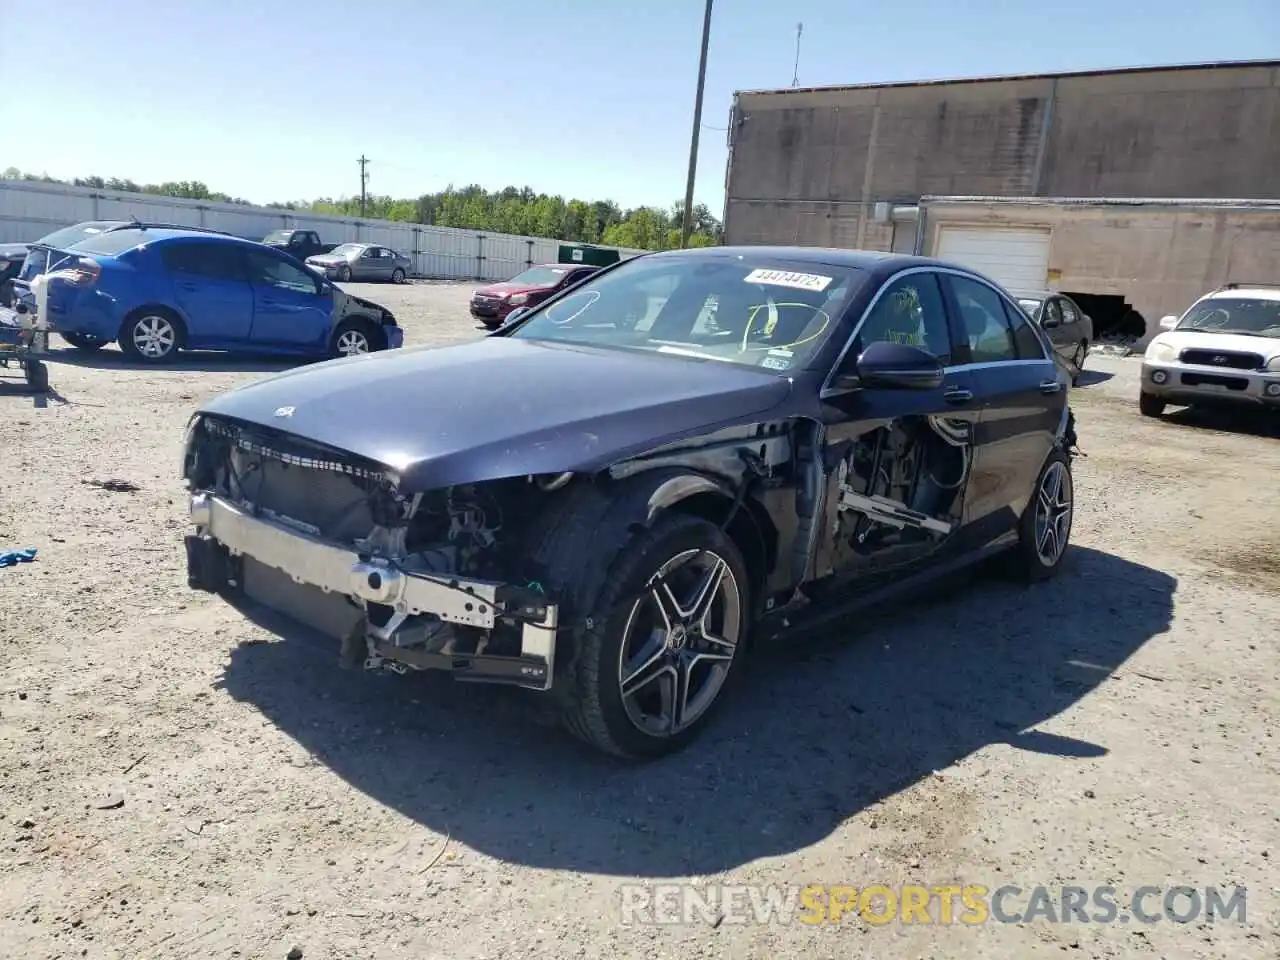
[1202,287,1280,302]
[71,227,267,251]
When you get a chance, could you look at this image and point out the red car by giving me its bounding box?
[469,263,600,328]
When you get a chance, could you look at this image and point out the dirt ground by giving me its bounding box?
[1,281,1277,960]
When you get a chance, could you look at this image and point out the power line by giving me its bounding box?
[792,23,803,87]
[358,155,369,216]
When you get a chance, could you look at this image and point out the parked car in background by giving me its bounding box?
[262,229,337,263]
[469,263,600,329]
[1140,282,1280,418]
[0,243,27,307]
[183,247,1078,760]
[19,226,402,362]
[1013,290,1093,384]
[305,243,413,283]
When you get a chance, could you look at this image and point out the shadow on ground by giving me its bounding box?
[1161,405,1280,440]
[217,545,1174,877]
[40,344,304,375]
[1075,369,1115,387]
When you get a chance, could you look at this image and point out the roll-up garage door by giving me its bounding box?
[934,226,1052,293]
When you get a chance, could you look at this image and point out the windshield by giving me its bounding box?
[329,243,362,256]
[506,265,570,287]
[263,230,293,244]
[1176,297,1280,338]
[506,254,865,373]
[36,221,120,250]
[1018,298,1043,317]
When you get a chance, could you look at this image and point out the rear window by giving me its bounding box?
[70,229,153,257]
[35,221,119,249]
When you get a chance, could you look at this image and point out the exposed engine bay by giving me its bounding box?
[185,416,557,673]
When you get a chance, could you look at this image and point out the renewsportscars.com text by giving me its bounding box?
[619,883,1248,927]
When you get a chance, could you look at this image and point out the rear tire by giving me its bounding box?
[1139,391,1166,418]
[559,513,751,760]
[119,309,183,363]
[61,332,106,353]
[1004,448,1073,583]
[391,268,406,284]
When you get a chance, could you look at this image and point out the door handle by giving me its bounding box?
[944,387,973,404]
[1039,380,1064,394]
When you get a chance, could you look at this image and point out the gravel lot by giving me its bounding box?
[1,281,1277,959]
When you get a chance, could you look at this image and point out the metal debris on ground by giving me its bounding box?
[82,479,141,493]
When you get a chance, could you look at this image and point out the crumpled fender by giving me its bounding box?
[331,287,394,329]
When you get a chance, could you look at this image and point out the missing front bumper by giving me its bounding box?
[186,492,558,690]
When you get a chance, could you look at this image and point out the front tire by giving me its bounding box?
[1006,448,1074,583]
[1071,342,1087,386]
[1139,391,1166,418]
[329,318,383,358]
[338,264,352,283]
[560,513,751,760]
[119,310,182,363]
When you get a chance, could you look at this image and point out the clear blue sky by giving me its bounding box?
[5,0,1277,215]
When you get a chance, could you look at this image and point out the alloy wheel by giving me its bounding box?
[335,329,370,356]
[1034,460,1073,566]
[617,548,742,738]
[132,315,176,359]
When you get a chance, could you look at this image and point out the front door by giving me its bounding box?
[244,248,334,351]
[818,270,983,583]
[160,240,254,347]
[941,273,1064,542]
[1039,296,1072,361]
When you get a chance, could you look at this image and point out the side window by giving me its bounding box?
[161,242,244,282]
[946,275,1017,363]
[1003,299,1049,360]
[1043,299,1063,327]
[246,249,319,295]
[856,273,951,363]
[1059,298,1079,324]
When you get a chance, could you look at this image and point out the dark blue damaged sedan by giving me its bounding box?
[182,245,1079,760]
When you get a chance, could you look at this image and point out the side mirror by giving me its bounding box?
[1158,315,1178,331]
[847,340,945,391]
[1041,313,1060,329]
[504,306,529,325]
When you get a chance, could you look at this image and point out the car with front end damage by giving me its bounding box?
[469,263,600,329]
[15,226,402,361]
[182,247,1079,760]
[1140,282,1280,418]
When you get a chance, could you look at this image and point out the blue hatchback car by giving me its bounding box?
[13,224,403,362]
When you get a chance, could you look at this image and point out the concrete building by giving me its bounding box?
[722,60,1280,340]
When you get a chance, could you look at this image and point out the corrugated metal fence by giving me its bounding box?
[0,180,646,281]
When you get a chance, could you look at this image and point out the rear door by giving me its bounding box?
[941,272,1063,540]
[160,240,254,346]
[244,247,334,351]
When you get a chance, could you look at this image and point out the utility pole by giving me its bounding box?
[680,0,714,249]
[358,155,369,217]
[792,23,803,87]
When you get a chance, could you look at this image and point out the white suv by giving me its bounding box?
[1140,284,1280,418]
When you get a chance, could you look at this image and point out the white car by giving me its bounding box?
[1140,284,1280,418]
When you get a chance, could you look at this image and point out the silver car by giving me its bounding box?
[306,243,413,283]
[1012,290,1094,385]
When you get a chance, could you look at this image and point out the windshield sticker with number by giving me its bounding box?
[744,269,833,292]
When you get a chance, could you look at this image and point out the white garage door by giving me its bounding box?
[934,226,1051,293]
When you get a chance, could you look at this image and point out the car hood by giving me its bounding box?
[1150,330,1280,361]
[197,337,792,490]
[474,283,549,299]
[308,254,348,264]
